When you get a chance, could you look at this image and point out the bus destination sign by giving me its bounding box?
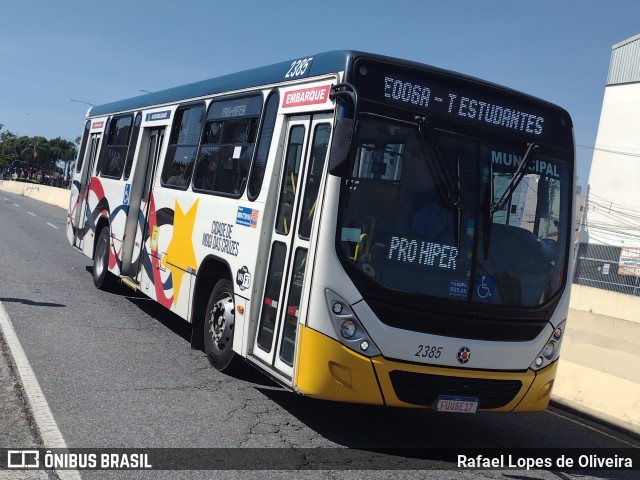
[383,75,544,136]
[356,61,557,142]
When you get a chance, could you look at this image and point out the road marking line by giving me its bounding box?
[13,203,20,208]
[0,302,82,480]
[28,211,37,217]
[46,222,59,230]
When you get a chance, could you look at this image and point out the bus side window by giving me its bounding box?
[276,125,305,235]
[299,123,331,239]
[248,90,279,200]
[99,115,133,179]
[161,103,204,189]
[193,94,262,197]
[75,121,91,173]
[123,113,142,180]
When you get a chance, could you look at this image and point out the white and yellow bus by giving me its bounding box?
[67,51,575,412]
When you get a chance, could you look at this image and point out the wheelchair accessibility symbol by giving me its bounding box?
[475,274,494,300]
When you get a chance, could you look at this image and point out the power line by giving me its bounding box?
[577,144,640,158]
[589,192,640,216]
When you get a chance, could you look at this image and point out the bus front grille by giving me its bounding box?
[389,370,523,409]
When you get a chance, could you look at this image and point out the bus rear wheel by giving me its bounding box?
[204,279,239,371]
[93,226,116,290]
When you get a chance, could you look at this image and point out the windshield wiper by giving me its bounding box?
[490,142,539,214]
[482,142,539,259]
[415,116,462,249]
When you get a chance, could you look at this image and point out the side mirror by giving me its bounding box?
[328,83,358,177]
[328,117,354,176]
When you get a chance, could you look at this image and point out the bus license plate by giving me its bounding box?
[435,395,479,413]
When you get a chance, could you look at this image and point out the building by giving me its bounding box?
[574,34,640,296]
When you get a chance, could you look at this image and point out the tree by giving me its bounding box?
[0,132,10,168]
[49,137,77,176]
[0,131,77,172]
[49,137,77,162]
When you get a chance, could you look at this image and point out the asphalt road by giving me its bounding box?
[0,190,638,480]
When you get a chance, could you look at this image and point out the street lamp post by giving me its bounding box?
[70,99,95,107]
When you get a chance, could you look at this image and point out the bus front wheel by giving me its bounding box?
[204,279,238,371]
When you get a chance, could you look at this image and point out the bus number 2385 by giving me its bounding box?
[285,57,314,78]
[415,345,443,359]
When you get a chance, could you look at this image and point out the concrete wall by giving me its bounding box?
[552,284,640,435]
[0,179,70,210]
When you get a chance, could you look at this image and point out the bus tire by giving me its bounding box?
[204,279,239,371]
[93,226,116,290]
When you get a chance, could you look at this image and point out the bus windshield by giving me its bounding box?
[337,115,570,307]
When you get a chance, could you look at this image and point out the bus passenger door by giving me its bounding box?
[74,133,102,249]
[251,114,333,380]
[121,127,165,281]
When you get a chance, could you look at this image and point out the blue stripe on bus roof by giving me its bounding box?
[88,50,355,117]
[88,50,568,119]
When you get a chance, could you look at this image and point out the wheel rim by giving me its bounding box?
[208,293,234,352]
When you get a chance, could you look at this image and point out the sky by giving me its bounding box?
[1,0,639,190]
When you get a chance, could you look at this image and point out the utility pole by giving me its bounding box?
[579,184,590,238]
[573,184,590,279]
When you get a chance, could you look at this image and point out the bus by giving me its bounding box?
[66,50,574,413]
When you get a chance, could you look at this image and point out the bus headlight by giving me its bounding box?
[553,326,563,339]
[530,320,566,371]
[542,340,557,359]
[325,289,380,357]
[340,319,357,339]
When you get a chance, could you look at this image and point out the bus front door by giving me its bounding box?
[120,127,165,281]
[251,114,333,380]
[73,133,102,250]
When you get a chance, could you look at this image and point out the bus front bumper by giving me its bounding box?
[294,325,557,412]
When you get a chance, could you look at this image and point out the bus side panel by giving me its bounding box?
[78,176,106,261]
[95,177,131,278]
[69,123,107,254]
[67,121,92,248]
[66,175,81,247]
[133,187,191,316]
